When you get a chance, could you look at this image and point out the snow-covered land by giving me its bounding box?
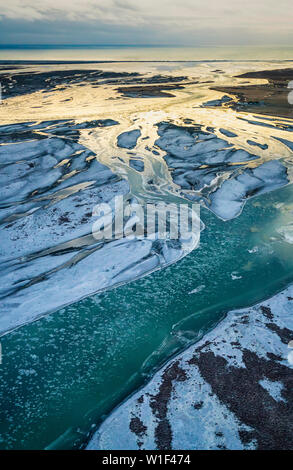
[155,122,289,220]
[0,120,196,335]
[87,285,293,450]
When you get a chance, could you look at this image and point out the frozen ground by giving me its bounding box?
[154,122,289,220]
[0,113,292,335]
[87,285,293,450]
[0,119,198,335]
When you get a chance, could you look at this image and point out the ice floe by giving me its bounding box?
[117,129,141,149]
[209,160,288,220]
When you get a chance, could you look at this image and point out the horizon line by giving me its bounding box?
[1,44,293,48]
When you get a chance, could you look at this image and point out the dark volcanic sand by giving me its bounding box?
[211,68,293,118]
[116,83,185,98]
[0,66,188,100]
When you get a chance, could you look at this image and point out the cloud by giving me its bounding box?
[0,0,292,45]
[0,1,140,23]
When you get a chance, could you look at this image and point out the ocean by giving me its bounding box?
[1,45,293,62]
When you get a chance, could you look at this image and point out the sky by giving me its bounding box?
[0,0,292,46]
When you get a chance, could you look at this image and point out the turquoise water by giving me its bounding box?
[1,183,293,449]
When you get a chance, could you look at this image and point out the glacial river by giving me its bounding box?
[0,57,293,449]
